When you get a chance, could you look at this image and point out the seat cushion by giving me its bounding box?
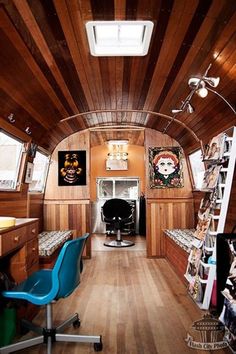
[38,231,72,257]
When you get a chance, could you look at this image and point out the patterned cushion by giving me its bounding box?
[164,229,195,253]
[38,231,72,257]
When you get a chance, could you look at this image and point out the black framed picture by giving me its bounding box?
[149,146,184,188]
[58,150,86,186]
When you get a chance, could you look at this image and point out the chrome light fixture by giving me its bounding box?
[186,102,194,113]
[171,108,183,114]
[165,64,235,134]
[188,74,220,99]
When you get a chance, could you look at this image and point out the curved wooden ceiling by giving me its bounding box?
[0,0,236,152]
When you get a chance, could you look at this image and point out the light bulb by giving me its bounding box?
[197,87,208,98]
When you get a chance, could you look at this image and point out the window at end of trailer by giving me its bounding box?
[29,150,50,193]
[0,131,24,190]
[188,149,205,190]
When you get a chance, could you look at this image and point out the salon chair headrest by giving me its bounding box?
[102,198,132,219]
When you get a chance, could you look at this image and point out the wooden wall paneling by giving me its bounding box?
[28,193,44,232]
[146,199,194,258]
[44,200,91,257]
[44,130,90,200]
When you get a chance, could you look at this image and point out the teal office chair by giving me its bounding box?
[0,234,102,354]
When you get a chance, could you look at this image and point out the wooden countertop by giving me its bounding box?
[0,218,38,234]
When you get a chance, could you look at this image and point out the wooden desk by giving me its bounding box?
[0,218,39,323]
[0,218,39,283]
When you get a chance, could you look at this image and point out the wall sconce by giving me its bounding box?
[108,151,128,160]
[107,140,128,161]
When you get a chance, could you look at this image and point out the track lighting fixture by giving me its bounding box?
[203,76,220,88]
[186,102,194,114]
[188,75,220,99]
[171,100,194,115]
[171,108,183,114]
[165,64,235,134]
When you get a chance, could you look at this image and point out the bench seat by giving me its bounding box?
[164,229,195,283]
[38,230,73,268]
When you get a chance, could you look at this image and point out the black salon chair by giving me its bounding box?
[102,198,135,248]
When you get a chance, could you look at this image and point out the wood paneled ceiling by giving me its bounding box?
[0,0,236,151]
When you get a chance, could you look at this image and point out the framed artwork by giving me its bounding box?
[58,150,86,186]
[149,146,184,188]
[25,162,34,183]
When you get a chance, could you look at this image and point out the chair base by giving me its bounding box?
[104,239,134,248]
[0,304,102,354]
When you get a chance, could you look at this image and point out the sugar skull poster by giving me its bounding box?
[149,147,184,188]
[58,151,86,186]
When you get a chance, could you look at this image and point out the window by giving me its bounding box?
[0,131,24,190]
[97,177,139,200]
[86,21,154,56]
[188,149,205,190]
[29,150,50,192]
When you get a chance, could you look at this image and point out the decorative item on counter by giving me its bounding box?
[0,217,16,228]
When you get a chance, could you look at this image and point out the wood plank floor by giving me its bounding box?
[17,235,230,354]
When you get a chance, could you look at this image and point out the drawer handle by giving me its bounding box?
[31,228,36,234]
[32,247,36,252]
[14,236,20,242]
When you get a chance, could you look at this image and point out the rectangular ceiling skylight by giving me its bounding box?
[86,21,154,56]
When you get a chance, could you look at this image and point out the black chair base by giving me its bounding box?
[104,239,134,248]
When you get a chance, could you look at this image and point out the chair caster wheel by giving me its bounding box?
[73,318,81,328]
[94,341,103,351]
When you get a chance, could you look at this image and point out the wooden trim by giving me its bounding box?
[147,198,193,203]
[44,200,90,204]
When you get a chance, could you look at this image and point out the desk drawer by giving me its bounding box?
[0,227,27,256]
[26,222,38,241]
[26,238,39,269]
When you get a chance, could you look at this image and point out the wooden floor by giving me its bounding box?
[16,235,230,354]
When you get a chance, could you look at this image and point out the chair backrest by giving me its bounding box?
[52,233,89,300]
[102,198,132,220]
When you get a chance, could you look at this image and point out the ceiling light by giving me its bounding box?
[196,81,208,98]
[186,102,194,113]
[188,76,220,90]
[197,87,208,98]
[86,21,154,56]
[171,108,183,114]
[203,76,220,88]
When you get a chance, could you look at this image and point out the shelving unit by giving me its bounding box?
[186,126,236,310]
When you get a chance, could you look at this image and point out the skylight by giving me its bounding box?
[86,21,154,56]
